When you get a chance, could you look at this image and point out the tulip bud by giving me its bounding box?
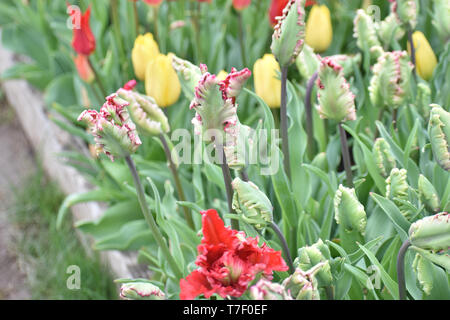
[282,264,323,300]
[391,0,418,30]
[190,65,251,150]
[416,82,431,118]
[412,253,434,295]
[428,104,450,172]
[74,54,94,83]
[143,0,163,7]
[305,5,332,53]
[271,0,306,67]
[78,93,142,161]
[231,177,273,229]
[408,31,438,81]
[253,54,282,108]
[120,281,165,300]
[409,212,450,251]
[418,175,441,213]
[369,51,413,109]
[353,9,381,57]
[327,53,362,77]
[311,152,328,172]
[316,57,356,122]
[432,0,450,42]
[233,0,251,11]
[373,138,396,178]
[295,239,332,287]
[386,168,413,219]
[131,33,160,81]
[145,53,181,107]
[410,246,450,272]
[116,87,170,136]
[295,44,320,80]
[171,55,202,101]
[377,13,405,48]
[334,185,367,235]
[250,279,293,300]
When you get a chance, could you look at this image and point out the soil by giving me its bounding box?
[0,99,32,299]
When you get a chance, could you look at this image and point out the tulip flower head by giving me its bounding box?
[369,51,413,109]
[189,65,251,144]
[233,0,251,11]
[120,281,165,300]
[305,5,333,53]
[250,279,293,300]
[179,209,288,299]
[269,0,315,26]
[145,53,181,107]
[373,138,396,178]
[78,91,142,161]
[418,174,440,213]
[131,33,160,81]
[271,0,306,67]
[390,0,418,30]
[282,264,324,300]
[409,212,450,252]
[67,4,96,56]
[386,168,413,218]
[295,239,332,288]
[253,54,281,108]
[316,57,356,122]
[408,31,438,81]
[231,177,273,229]
[143,0,163,7]
[353,9,381,57]
[428,104,450,172]
[116,83,170,137]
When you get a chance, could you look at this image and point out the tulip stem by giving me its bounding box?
[305,71,318,160]
[133,0,139,36]
[397,239,411,300]
[111,0,126,73]
[88,57,107,98]
[216,144,240,230]
[280,66,291,181]
[125,155,183,280]
[153,6,159,44]
[159,134,195,231]
[407,28,417,80]
[392,108,398,130]
[237,11,248,68]
[338,123,353,188]
[270,221,294,274]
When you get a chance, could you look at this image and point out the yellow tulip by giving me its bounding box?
[145,53,181,108]
[305,5,333,53]
[131,33,160,81]
[408,31,438,81]
[217,70,228,81]
[253,54,281,108]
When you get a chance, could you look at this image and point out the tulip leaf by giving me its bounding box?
[357,243,399,300]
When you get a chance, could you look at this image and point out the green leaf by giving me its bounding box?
[357,243,399,300]
[370,192,410,241]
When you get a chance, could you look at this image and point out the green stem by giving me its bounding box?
[325,286,335,300]
[397,239,411,300]
[88,57,107,98]
[280,66,291,181]
[159,134,195,230]
[305,71,318,160]
[270,221,294,274]
[236,11,248,68]
[216,144,239,230]
[338,123,353,188]
[153,6,159,44]
[125,155,183,280]
[133,0,139,36]
[407,28,417,81]
[111,0,127,75]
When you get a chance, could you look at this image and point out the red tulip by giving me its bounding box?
[67,5,96,55]
[143,0,163,6]
[179,209,288,300]
[268,0,316,26]
[233,0,251,11]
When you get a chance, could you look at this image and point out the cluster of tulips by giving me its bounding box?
[57,0,450,300]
